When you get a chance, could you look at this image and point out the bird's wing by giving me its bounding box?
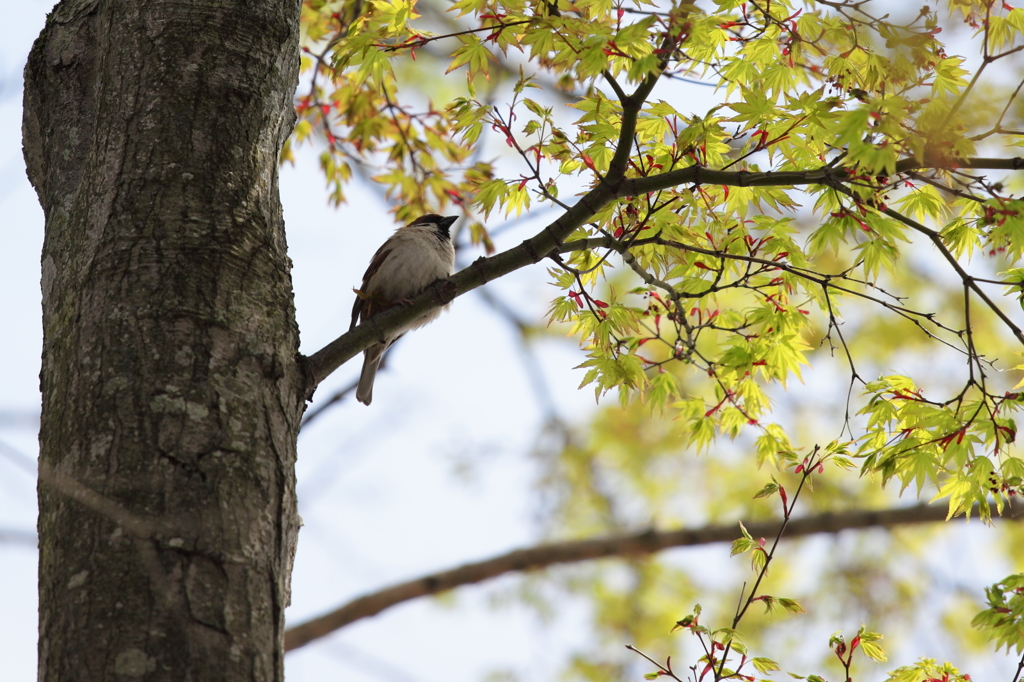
[349,244,394,330]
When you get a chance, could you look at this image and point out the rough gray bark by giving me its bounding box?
[23,1,303,680]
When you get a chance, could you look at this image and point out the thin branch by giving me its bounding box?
[375,19,534,53]
[559,235,965,348]
[601,70,628,102]
[618,156,1024,197]
[713,449,821,681]
[300,155,1024,396]
[605,5,694,182]
[300,383,356,429]
[905,171,984,203]
[828,182,1024,346]
[282,501,1011,651]
[299,350,395,430]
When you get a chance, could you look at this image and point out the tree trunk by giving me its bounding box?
[22,1,303,680]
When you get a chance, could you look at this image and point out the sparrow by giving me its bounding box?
[350,214,458,405]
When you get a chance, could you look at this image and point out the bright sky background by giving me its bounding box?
[1,3,1022,682]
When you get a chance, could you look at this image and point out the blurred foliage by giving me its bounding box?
[291,0,1024,679]
[972,574,1024,654]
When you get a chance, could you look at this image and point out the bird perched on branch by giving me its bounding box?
[350,214,458,405]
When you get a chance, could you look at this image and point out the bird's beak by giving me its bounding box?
[439,216,458,230]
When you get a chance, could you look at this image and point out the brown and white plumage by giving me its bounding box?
[350,214,457,405]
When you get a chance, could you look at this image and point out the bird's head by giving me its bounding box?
[409,214,458,238]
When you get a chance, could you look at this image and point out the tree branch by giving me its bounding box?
[299,155,1024,397]
[300,179,616,395]
[618,156,1024,197]
[827,181,1024,346]
[283,501,1012,651]
[605,3,693,181]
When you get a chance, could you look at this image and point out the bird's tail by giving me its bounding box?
[356,347,384,405]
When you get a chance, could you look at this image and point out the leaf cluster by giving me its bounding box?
[292,0,1024,677]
